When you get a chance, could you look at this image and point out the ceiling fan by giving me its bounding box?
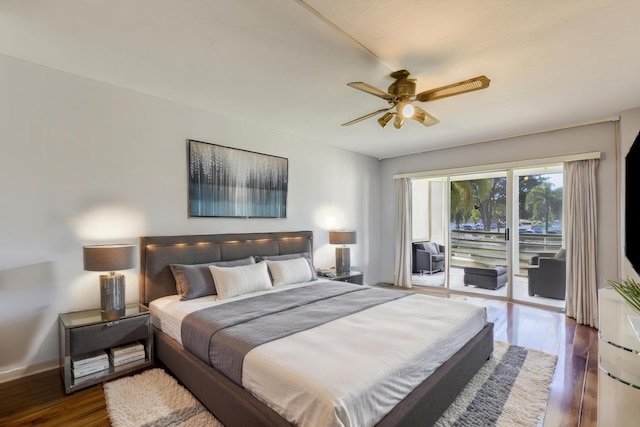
[341,70,490,129]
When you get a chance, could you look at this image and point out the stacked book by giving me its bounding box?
[71,349,109,379]
[109,341,145,367]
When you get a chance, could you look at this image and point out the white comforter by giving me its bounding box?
[150,282,487,427]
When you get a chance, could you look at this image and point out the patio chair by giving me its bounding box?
[527,249,566,300]
[412,242,445,275]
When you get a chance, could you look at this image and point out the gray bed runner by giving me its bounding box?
[181,282,410,384]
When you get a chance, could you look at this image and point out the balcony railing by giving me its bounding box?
[450,230,562,270]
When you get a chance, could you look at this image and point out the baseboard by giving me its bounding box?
[0,359,59,384]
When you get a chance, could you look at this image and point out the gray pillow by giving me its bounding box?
[170,257,255,300]
[422,242,439,255]
[256,253,318,281]
[554,248,566,259]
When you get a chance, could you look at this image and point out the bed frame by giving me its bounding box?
[139,231,494,427]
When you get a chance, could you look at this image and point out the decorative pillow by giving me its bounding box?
[554,248,566,259]
[170,257,255,300]
[257,253,318,280]
[267,257,314,286]
[420,242,439,254]
[209,261,273,300]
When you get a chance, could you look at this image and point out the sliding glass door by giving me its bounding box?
[512,167,564,309]
[411,164,565,310]
[448,171,509,298]
[411,177,447,288]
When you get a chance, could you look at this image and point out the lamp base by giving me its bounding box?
[100,273,126,320]
[335,247,351,276]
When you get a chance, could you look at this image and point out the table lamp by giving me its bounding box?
[83,244,136,319]
[329,231,357,275]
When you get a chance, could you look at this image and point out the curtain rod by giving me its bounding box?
[384,116,618,161]
[393,151,602,180]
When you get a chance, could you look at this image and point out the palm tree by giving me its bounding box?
[519,175,546,219]
[525,182,562,232]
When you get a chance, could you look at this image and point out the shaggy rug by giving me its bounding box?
[434,340,557,426]
[104,341,557,427]
[103,368,222,427]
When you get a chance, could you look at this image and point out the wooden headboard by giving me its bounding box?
[138,231,314,305]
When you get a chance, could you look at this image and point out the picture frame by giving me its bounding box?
[187,139,288,218]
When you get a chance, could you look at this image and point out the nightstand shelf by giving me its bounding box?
[58,303,153,394]
[325,271,364,285]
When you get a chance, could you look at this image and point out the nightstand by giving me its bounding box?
[58,303,153,394]
[327,271,364,285]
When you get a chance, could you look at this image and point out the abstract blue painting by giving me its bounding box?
[188,140,288,218]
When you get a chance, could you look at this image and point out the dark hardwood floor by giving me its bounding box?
[405,286,599,427]
[0,290,598,427]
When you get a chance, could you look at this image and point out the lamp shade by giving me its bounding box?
[329,231,357,245]
[83,244,136,272]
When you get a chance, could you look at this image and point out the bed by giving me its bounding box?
[139,231,494,427]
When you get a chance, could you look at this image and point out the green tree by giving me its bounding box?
[525,182,562,232]
[519,175,547,220]
[451,178,505,231]
[469,178,505,231]
[450,181,474,228]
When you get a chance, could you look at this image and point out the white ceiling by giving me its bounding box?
[1,0,639,159]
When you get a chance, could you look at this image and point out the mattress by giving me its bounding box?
[150,281,487,427]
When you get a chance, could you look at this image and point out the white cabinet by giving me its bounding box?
[598,288,640,426]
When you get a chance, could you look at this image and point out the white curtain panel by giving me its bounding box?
[395,178,413,288]
[564,159,599,328]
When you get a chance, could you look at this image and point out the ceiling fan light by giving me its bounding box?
[394,115,404,129]
[411,105,440,127]
[413,109,426,123]
[400,103,415,118]
[378,112,393,128]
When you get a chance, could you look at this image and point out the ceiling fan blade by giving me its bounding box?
[341,108,392,126]
[416,76,490,102]
[347,82,397,102]
[412,106,440,127]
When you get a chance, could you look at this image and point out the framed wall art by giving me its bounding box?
[187,139,288,218]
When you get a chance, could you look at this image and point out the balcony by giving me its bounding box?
[412,230,564,309]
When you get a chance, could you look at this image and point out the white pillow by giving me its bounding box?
[267,257,313,287]
[209,261,272,300]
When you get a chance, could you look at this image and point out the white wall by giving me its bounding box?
[0,54,381,380]
[411,179,445,244]
[378,121,620,288]
[411,179,429,240]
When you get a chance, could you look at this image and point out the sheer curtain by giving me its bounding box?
[564,159,599,328]
[394,178,413,288]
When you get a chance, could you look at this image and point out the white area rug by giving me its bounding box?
[104,341,556,427]
[103,368,222,427]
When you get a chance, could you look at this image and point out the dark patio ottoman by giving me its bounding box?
[463,266,507,290]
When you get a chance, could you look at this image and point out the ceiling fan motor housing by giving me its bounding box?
[388,78,416,99]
